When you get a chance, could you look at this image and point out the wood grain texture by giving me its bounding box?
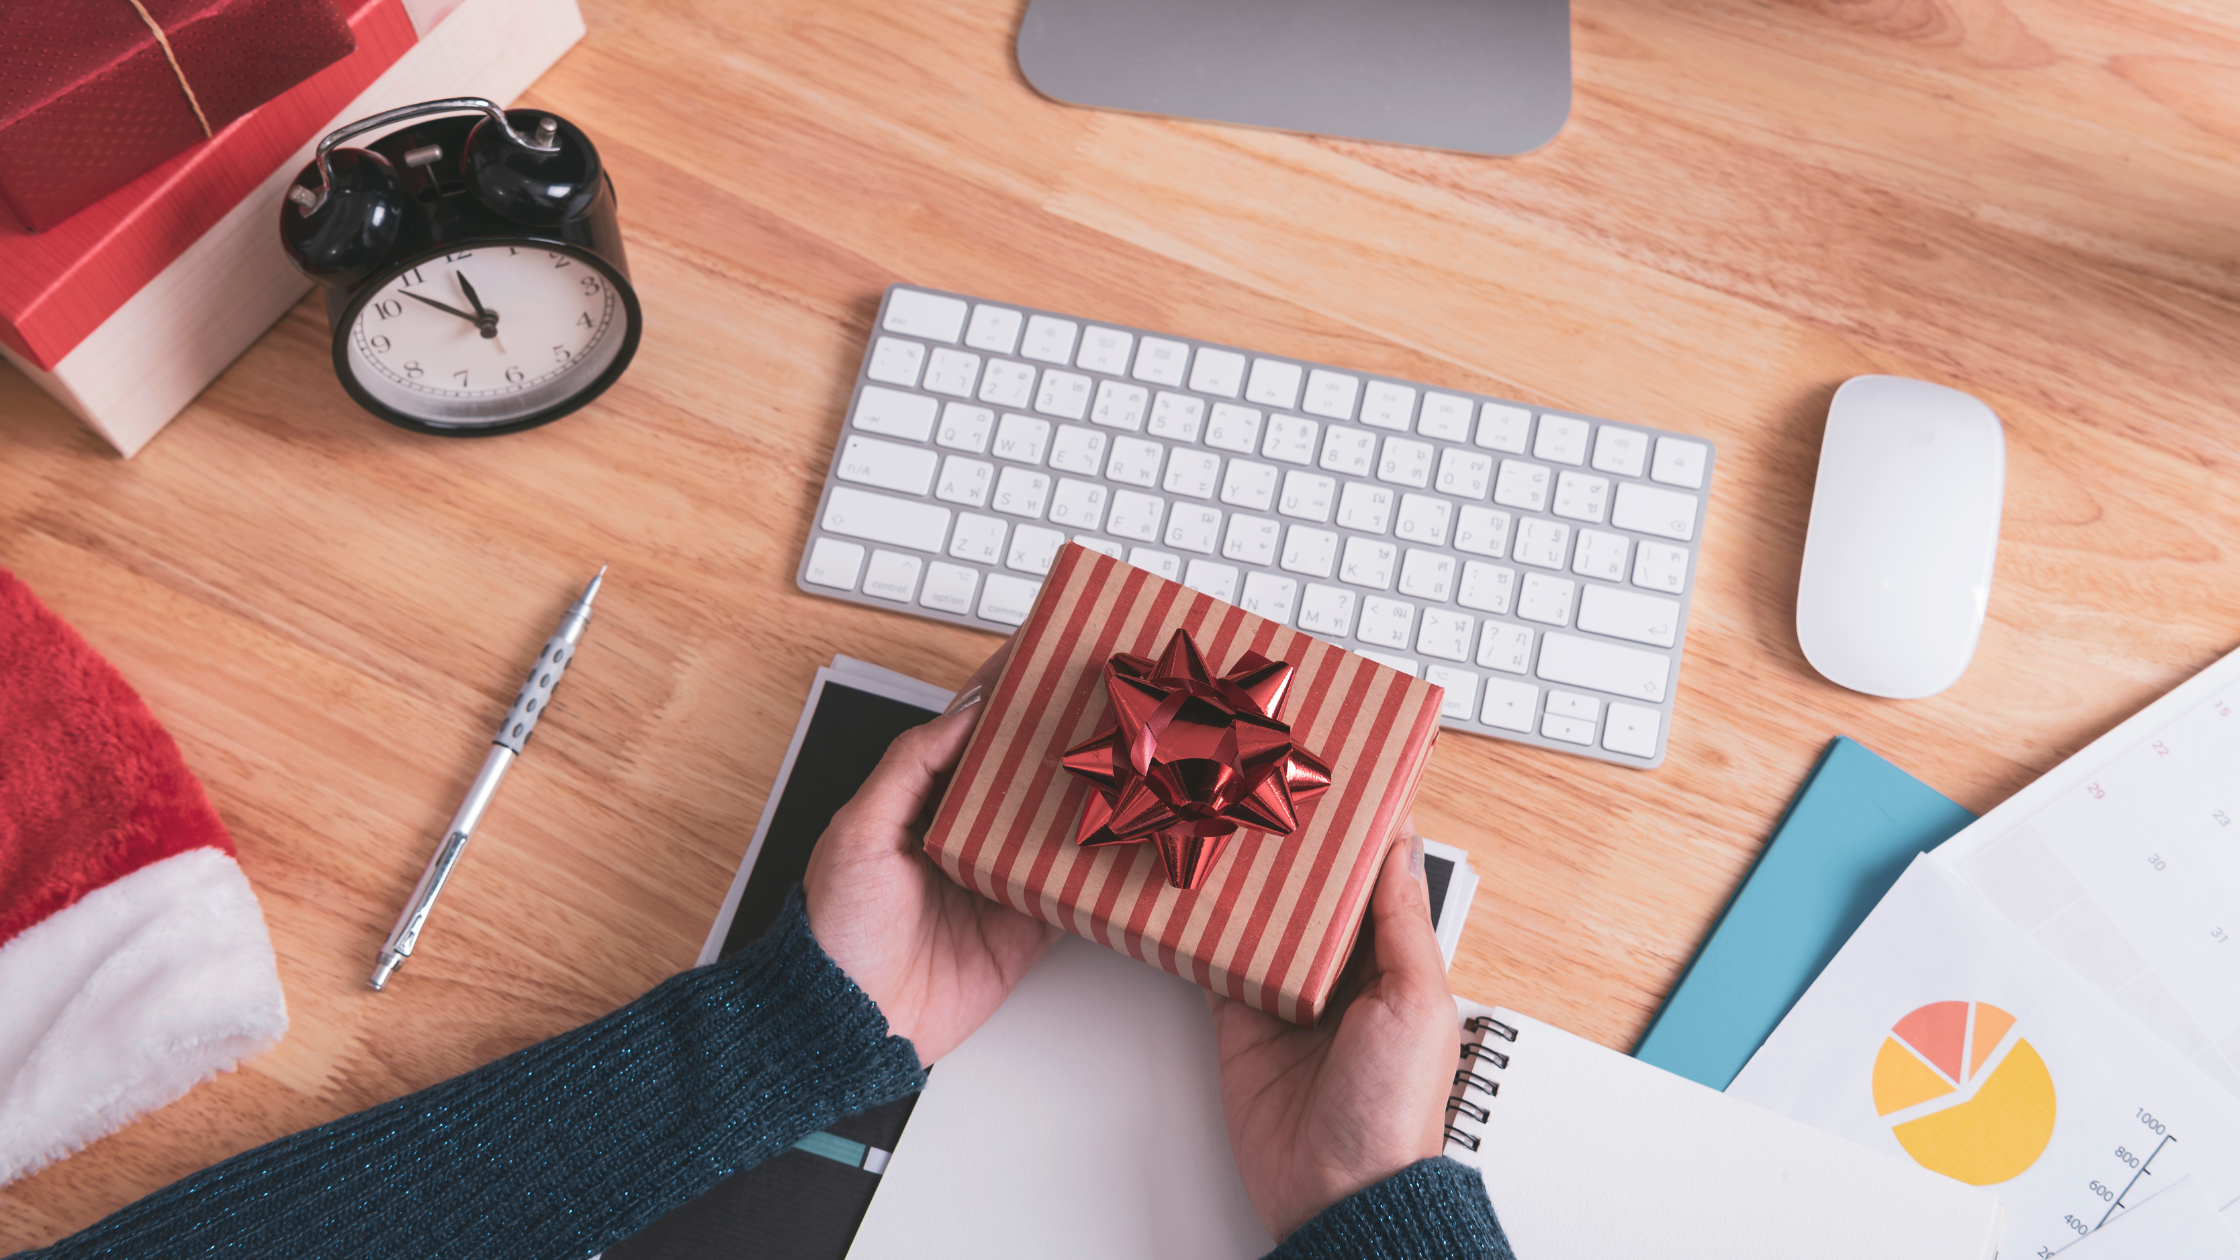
[5,0,2239,1245]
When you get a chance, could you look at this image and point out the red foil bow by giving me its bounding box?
[1059,629,1333,891]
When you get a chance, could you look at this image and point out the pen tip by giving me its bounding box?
[580,565,606,604]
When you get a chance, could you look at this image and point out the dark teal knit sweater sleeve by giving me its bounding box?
[18,891,926,1260]
[1263,1157,1515,1259]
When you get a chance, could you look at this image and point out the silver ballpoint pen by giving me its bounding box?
[369,566,606,991]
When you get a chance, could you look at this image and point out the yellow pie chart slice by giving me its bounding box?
[1889,1038,2057,1184]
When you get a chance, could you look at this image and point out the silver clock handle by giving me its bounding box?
[290,97,559,215]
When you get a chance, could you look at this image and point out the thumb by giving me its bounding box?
[1369,831,1446,991]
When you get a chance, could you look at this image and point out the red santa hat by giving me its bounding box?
[0,569,287,1185]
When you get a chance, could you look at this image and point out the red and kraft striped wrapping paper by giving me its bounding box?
[924,543,1444,1025]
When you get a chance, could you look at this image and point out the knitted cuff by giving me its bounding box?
[26,888,926,1260]
[1264,1157,1516,1260]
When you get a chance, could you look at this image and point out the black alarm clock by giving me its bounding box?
[279,98,642,436]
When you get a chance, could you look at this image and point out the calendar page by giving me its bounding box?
[1936,644,2240,1097]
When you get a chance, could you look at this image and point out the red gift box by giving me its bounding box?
[0,0,358,234]
[0,0,413,369]
[923,544,1445,1025]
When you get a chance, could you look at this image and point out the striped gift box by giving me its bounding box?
[924,543,1444,1025]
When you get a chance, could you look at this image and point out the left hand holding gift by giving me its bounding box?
[802,638,1061,1064]
[1211,826,1458,1240]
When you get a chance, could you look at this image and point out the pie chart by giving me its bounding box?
[1870,1000,2056,1185]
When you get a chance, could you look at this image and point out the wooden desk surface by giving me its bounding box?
[6,0,2240,1244]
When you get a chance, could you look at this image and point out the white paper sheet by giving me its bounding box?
[1730,856,2240,1257]
[2054,1178,2240,1260]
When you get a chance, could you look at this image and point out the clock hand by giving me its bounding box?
[401,290,482,325]
[454,272,505,351]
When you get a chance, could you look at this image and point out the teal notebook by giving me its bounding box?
[1633,737,1975,1089]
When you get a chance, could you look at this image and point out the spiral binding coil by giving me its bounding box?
[1443,1014,1519,1152]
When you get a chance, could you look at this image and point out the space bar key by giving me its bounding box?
[1536,632,1671,704]
[822,486,952,554]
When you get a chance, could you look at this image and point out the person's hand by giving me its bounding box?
[802,639,1060,1064]
[1211,826,1457,1240]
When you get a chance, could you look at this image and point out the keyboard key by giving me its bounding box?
[1517,573,1575,625]
[1047,478,1109,531]
[867,336,925,386]
[1425,665,1478,720]
[862,550,922,602]
[824,487,952,554]
[923,347,980,397]
[1184,559,1240,603]
[1263,415,1320,465]
[978,573,1040,626]
[1578,585,1681,648]
[1035,369,1093,420]
[1106,436,1164,488]
[1134,337,1191,386]
[1190,348,1247,398]
[883,289,967,342]
[920,560,979,613]
[1603,703,1661,758]
[1298,583,1356,635]
[1073,535,1124,559]
[1220,460,1279,511]
[935,456,993,506]
[1337,481,1393,533]
[1419,392,1473,441]
[1222,514,1281,565]
[992,467,1051,518]
[1480,677,1538,730]
[1542,712,1596,746]
[1534,415,1591,465]
[1377,437,1433,488]
[1021,315,1078,364]
[1572,529,1628,582]
[1164,450,1222,499]
[1340,537,1398,590]
[936,402,992,452]
[1652,437,1709,489]
[1205,403,1262,454]
[1546,690,1599,722]
[1357,596,1415,648]
[1552,470,1610,523]
[1164,504,1222,554]
[1592,427,1649,478]
[1106,490,1165,541]
[1514,519,1571,570]
[854,385,938,441]
[805,537,866,589]
[1076,326,1134,375]
[1611,482,1698,541]
[1477,623,1534,674]
[964,303,1021,354]
[1320,427,1377,476]
[1302,370,1359,419]
[1241,572,1298,623]
[1398,548,1455,600]
[1393,493,1451,546]
[993,413,1050,463]
[1247,358,1303,409]
[983,363,1039,411]
[1418,609,1473,662]
[1454,506,1513,559]
[1282,526,1339,578]
[1048,425,1108,475]
[1456,561,1515,614]
[1128,547,1182,581]
[1436,449,1493,500]
[1359,650,1420,677]
[1632,540,1690,593]
[1537,632,1671,702]
[947,511,1006,562]
[1493,459,1550,511]
[1362,382,1418,432]
[1090,379,1148,430]
[1477,403,1531,454]
[1007,524,1064,574]
[1148,392,1204,441]
[1279,471,1336,522]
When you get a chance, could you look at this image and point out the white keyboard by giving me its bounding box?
[797,285,1717,768]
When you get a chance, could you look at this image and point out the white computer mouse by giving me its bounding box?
[1796,375,2005,699]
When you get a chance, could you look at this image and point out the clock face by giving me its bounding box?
[340,245,634,429]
